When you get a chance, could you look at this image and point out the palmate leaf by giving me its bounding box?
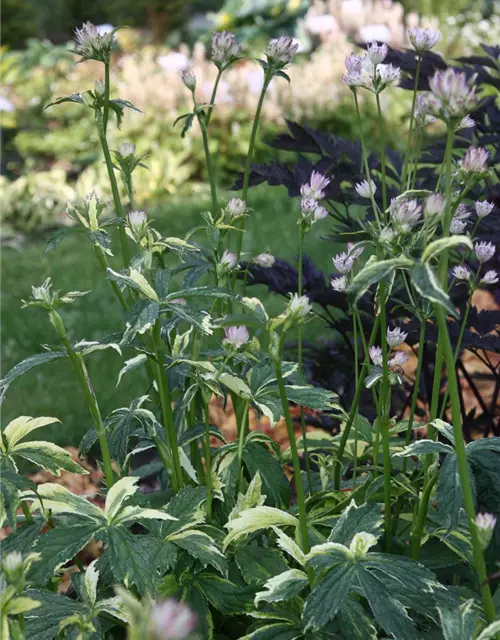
[194,573,256,616]
[236,545,289,586]
[411,263,458,317]
[255,569,308,605]
[304,562,357,630]
[2,416,61,450]
[122,299,159,344]
[328,500,383,546]
[438,600,479,640]
[24,589,90,640]
[224,506,299,549]
[11,441,88,476]
[105,528,158,596]
[335,598,377,640]
[284,385,339,411]
[242,442,290,508]
[28,483,105,523]
[0,351,67,402]
[436,454,473,530]
[1,521,42,556]
[167,529,227,575]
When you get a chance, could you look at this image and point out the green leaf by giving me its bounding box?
[166,530,227,574]
[422,236,473,263]
[194,574,255,615]
[236,545,289,586]
[30,524,97,584]
[394,439,455,457]
[178,424,226,448]
[107,267,159,301]
[12,441,88,476]
[273,528,306,566]
[164,286,239,302]
[336,598,377,640]
[45,93,86,109]
[116,354,148,387]
[284,385,339,411]
[29,483,105,523]
[328,500,383,545]
[229,472,266,522]
[105,528,157,595]
[219,373,253,400]
[255,569,308,605]
[104,476,140,522]
[1,522,41,556]
[438,600,479,640]
[122,300,159,343]
[477,620,500,640]
[0,351,67,402]
[167,303,213,335]
[304,562,356,629]
[437,453,468,529]
[411,263,457,317]
[0,469,36,527]
[24,589,89,640]
[3,416,61,450]
[348,257,412,302]
[243,624,303,640]
[224,506,299,549]
[242,443,290,508]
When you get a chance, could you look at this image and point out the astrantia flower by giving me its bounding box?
[481,270,499,285]
[313,205,328,222]
[73,21,114,63]
[425,193,445,216]
[380,227,395,243]
[475,241,496,263]
[300,197,318,215]
[450,218,467,234]
[211,31,240,68]
[300,171,330,199]
[347,242,364,260]
[94,79,105,96]
[253,253,275,268]
[457,115,475,130]
[475,513,497,549]
[342,54,367,88]
[428,69,477,120]
[332,252,355,274]
[367,41,388,64]
[408,27,441,52]
[220,250,238,270]
[389,198,422,233]
[150,599,197,640]
[331,276,347,292]
[377,63,401,87]
[181,69,196,91]
[128,210,147,227]
[265,36,299,68]
[119,142,136,157]
[454,204,471,220]
[223,325,250,349]
[387,326,408,347]
[414,94,436,126]
[452,265,471,281]
[287,293,312,320]
[355,179,377,199]
[225,197,246,220]
[475,201,494,219]
[460,146,489,175]
[369,346,383,366]
[389,351,409,368]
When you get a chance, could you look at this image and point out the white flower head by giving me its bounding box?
[355,179,377,199]
[313,205,329,222]
[475,513,497,549]
[225,197,247,220]
[287,293,312,320]
[481,270,499,285]
[414,94,436,126]
[390,198,422,233]
[450,218,467,234]
[425,193,445,216]
[408,27,441,53]
[377,63,401,87]
[181,69,196,92]
[220,250,238,270]
[300,171,330,200]
[223,325,250,349]
[367,41,388,64]
[211,31,240,67]
[300,197,318,215]
[2,551,23,575]
[369,346,383,366]
[119,142,136,157]
[460,146,489,175]
[253,253,275,268]
[149,599,197,640]
[428,69,478,121]
[265,36,299,68]
[387,326,408,347]
[475,201,494,219]
[454,204,471,220]
[331,276,347,292]
[389,351,409,368]
[380,227,395,243]
[457,115,475,130]
[127,210,147,227]
[94,79,105,96]
[73,21,114,63]
[332,251,355,274]
[475,241,496,263]
[452,265,471,281]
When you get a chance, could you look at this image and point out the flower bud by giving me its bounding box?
[475,241,496,263]
[387,326,408,347]
[452,265,471,281]
[425,193,445,216]
[369,346,383,366]
[286,293,312,321]
[475,201,494,219]
[211,31,240,68]
[313,205,328,222]
[181,69,196,92]
[220,250,238,270]
[128,210,147,227]
[223,325,250,349]
[460,146,489,175]
[355,179,376,199]
[481,270,499,285]
[94,79,105,96]
[119,142,136,157]
[331,276,347,292]
[457,115,475,130]
[149,599,197,640]
[253,253,275,268]
[407,27,441,53]
[225,197,246,220]
[265,36,299,68]
[475,513,497,550]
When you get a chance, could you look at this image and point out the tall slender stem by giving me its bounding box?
[402,55,422,188]
[203,399,213,520]
[93,244,129,311]
[379,282,392,551]
[206,69,223,126]
[375,93,388,215]
[352,308,359,486]
[103,62,111,135]
[61,335,114,487]
[199,119,218,217]
[151,321,183,492]
[402,317,426,471]
[236,401,250,493]
[275,334,310,553]
[235,70,272,261]
[297,226,313,493]
[433,305,496,623]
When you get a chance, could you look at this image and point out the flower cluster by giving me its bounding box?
[370,327,409,372]
[389,198,422,233]
[211,31,241,69]
[223,325,250,350]
[425,69,478,122]
[224,197,247,222]
[265,36,299,70]
[331,242,365,291]
[459,146,490,176]
[72,22,115,63]
[342,42,401,93]
[299,170,330,229]
[408,27,441,53]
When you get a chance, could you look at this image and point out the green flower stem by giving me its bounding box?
[410,130,423,190]
[410,466,438,559]
[297,225,313,494]
[235,70,272,262]
[93,244,129,311]
[151,434,177,489]
[61,335,114,488]
[433,305,496,623]
[206,68,223,126]
[151,321,183,492]
[236,401,250,493]
[275,333,310,553]
[402,316,426,472]
[203,399,213,520]
[375,92,388,216]
[199,118,218,217]
[352,308,359,486]
[378,281,392,552]
[334,314,381,490]
[401,55,422,188]
[103,62,111,135]
[21,501,33,524]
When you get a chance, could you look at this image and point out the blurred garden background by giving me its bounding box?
[1,0,498,446]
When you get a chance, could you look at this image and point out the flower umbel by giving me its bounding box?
[265,36,299,69]
[428,69,477,121]
[220,250,238,271]
[408,27,441,53]
[475,201,494,219]
[481,270,499,285]
[149,599,197,640]
[300,171,330,199]
[450,218,468,235]
[355,179,377,199]
[223,326,250,350]
[331,276,347,292]
[286,293,312,320]
[387,326,408,347]
[73,21,114,63]
[460,146,489,175]
[369,346,383,366]
[211,31,240,68]
[475,513,497,550]
[389,198,422,233]
[475,242,496,263]
[452,266,471,281]
[225,197,247,220]
[253,253,275,268]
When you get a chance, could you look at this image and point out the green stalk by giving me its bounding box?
[401,55,422,188]
[21,501,33,524]
[275,333,310,553]
[433,305,496,622]
[334,314,381,489]
[375,93,388,215]
[60,334,114,487]
[151,321,183,492]
[378,282,392,551]
[402,317,426,471]
[199,118,218,217]
[236,401,250,493]
[93,244,129,311]
[98,64,130,268]
[410,130,423,191]
[206,68,223,125]
[352,308,359,487]
[203,399,213,520]
[297,225,313,493]
[410,466,438,559]
[235,70,272,261]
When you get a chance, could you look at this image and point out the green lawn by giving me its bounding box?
[1,185,338,447]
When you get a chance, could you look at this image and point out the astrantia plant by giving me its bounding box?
[1,20,499,640]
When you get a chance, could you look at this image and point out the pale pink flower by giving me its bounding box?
[223,326,250,349]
